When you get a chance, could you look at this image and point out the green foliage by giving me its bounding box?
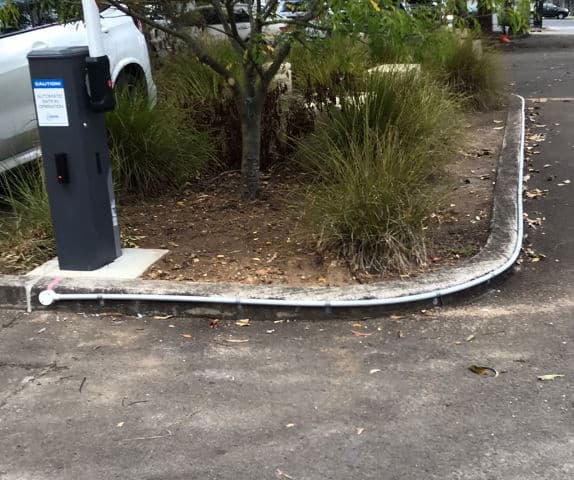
[0,162,54,273]
[158,48,244,170]
[297,73,462,272]
[424,34,504,110]
[158,44,313,171]
[0,0,20,30]
[106,91,217,197]
[328,0,443,62]
[156,41,238,107]
[0,0,82,32]
[289,33,371,105]
[500,0,531,35]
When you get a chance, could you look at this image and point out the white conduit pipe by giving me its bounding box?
[39,96,525,309]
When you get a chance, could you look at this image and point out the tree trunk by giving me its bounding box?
[239,97,263,200]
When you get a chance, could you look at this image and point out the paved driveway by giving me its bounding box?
[0,35,573,480]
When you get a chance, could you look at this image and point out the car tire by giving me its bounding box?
[557,12,565,18]
[114,68,146,99]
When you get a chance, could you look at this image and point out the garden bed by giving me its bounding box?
[118,110,505,286]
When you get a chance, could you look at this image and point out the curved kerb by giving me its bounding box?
[38,95,525,311]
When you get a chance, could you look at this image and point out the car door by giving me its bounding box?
[544,3,556,17]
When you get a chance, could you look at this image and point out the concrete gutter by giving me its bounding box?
[0,95,525,319]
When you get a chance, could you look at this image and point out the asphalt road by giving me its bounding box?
[543,18,574,32]
[0,35,573,480]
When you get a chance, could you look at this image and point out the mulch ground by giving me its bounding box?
[118,110,505,286]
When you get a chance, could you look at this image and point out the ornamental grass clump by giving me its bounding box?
[422,32,505,110]
[298,72,462,272]
[0,161,54,272]
[106,91,216,197]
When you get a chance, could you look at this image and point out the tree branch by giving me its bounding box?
[105,0,242,97]
[262,0,280,20]
[261,0,325,86]
[211,0,246,53]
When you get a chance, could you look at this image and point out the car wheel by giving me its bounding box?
[557,12,565,18]
[114,68,146,100]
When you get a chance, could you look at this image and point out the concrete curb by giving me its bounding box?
[0,96,525,319]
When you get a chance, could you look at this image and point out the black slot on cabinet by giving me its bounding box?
[55,153,69,184]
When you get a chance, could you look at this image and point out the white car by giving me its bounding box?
[263,0,328,41]
[148,4,252,54]
[0,0,157,173]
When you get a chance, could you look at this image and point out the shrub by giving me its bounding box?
[158,44,313,171]
[422,32,504,110]
[499,0,531,35]
[0,162,54,272]
[367,9,434,63]
[301,72,462,161]
[289,34,371,107]
[106,91,216,197]
[297,72,462,272]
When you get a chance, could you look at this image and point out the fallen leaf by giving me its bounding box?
[397,330,405,338]
[352,323,363,328]
[225,338,249,343]
[468,365,498,377]
[180,333,193,339]
[275,470,294,480]
[528,133,545,142]
[352,330,373,337]
[523,247,546,262]
[525,188,547,199]
[537,374,565,381]
[209,319,220,329]
[235,319,251,327]
[356,427,365,435]
[369,369,381,374]
[465,334,476,342]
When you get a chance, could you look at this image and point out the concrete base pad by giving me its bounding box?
[26,248,168,279]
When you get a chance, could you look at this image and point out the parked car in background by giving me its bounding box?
[148,3,251,54]
[263,0,329,41]
[0,0,156,173]
[192,4,251,40]
[542,3,569,17]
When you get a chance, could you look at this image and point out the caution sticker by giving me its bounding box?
[32,78,69,127]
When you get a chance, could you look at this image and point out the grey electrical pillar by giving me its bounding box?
[28,46,121,271]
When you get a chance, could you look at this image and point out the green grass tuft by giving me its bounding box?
[0,162,54,272]
[297,72,462,273]
[423,33,505,110]
[106,92,217,197]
